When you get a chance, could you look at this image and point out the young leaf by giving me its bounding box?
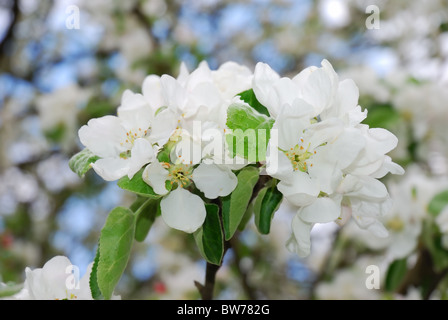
[385,258,408,292]
[238,200,254,232]
[68,148,99,178]
[97,207,135,300]
[132,197,160,242]
[226,103,274,162]
[89,246,104,300]
[428,190,448,216]
[194,203,224,265]
[226,102,274,132]
[118,168,162,198]
[422,219,448,272]
[222,166,260,240]
[237,89,270,116]
[254,185,283,234]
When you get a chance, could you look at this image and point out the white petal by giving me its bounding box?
[308,151,341,194]
[370,155,405,179]
[117,91,153,131]
[301,67,333,116]
[253,62,281,118]
[148,107,178,147]
[307,117,344,150]
[78,116,126,158]
[342,175,389,201]
[192,163,238,199]
[286,214,313,257]
[277,171,319,207]
[25,256,72,300]
[142,75,165,111]
[368,128,398,155]
[273,108,309,151]
[266,149,294,180]
[329,127,366,170]
[91,158,130,181]
[366,220,389,238]
[160,188,206,233]
[177,62,190,83]
[298,197,341,223]
[161,74,186,112]
[142,160,169,195]
[127,138,155,179]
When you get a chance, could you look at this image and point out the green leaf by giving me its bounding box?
[89,246,104,300]
[238,200,254,232]
[157,139,177,163]
[97,207,135,300]
[385,258,408,292]
[68,148,100,178]
[194,203,224,265]
[363,103,400,130]
[254,185,283,234]
[428,190,448,216]
[131,197,160,242]
[422,219,448,272]
[222,166,260,240]
[237,89,270,116]
[226,102,274,132]
[225,103,274,162]
[117,168,162,198]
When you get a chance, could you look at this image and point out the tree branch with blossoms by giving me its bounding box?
[64,59,403,300]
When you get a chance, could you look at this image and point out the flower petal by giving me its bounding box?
[127,138,155,179]
[298,197,341,224]
[117,90,153,132]
[286,214,313,257]
[160,188,206,233]
[142,160,169,195]
[253,62,281,118]
[277,171,319,207]
[142,74,165,111]
[91,157,130,181]
[192,163,238,199]
[78,115,126,158]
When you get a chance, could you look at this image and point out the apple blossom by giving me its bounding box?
[78,89,175,181]
[256,59,404,257]
[142,134,238,233]
[12,256,120,300]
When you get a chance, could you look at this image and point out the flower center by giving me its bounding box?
[283,138,316,172]
[386,216,405,232]
[125,128,149,145]
[163,162,193,188]
[119,127,150,159]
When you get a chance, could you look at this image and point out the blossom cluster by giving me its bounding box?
[77,59,403,257]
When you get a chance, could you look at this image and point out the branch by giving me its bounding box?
[0,0,19,55]
[396,247,448,299]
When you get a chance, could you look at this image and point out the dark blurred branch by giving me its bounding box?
[396,247,448,299]
[0,0,19,55]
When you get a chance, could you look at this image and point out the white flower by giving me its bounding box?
[155,61,253,134]
[142,150,238,233]
[78,89,174,181]
[253,59,338,118]
[258,59,404,257]
[12,256,120,300]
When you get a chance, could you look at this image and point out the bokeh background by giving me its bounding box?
[1,0,448,300]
